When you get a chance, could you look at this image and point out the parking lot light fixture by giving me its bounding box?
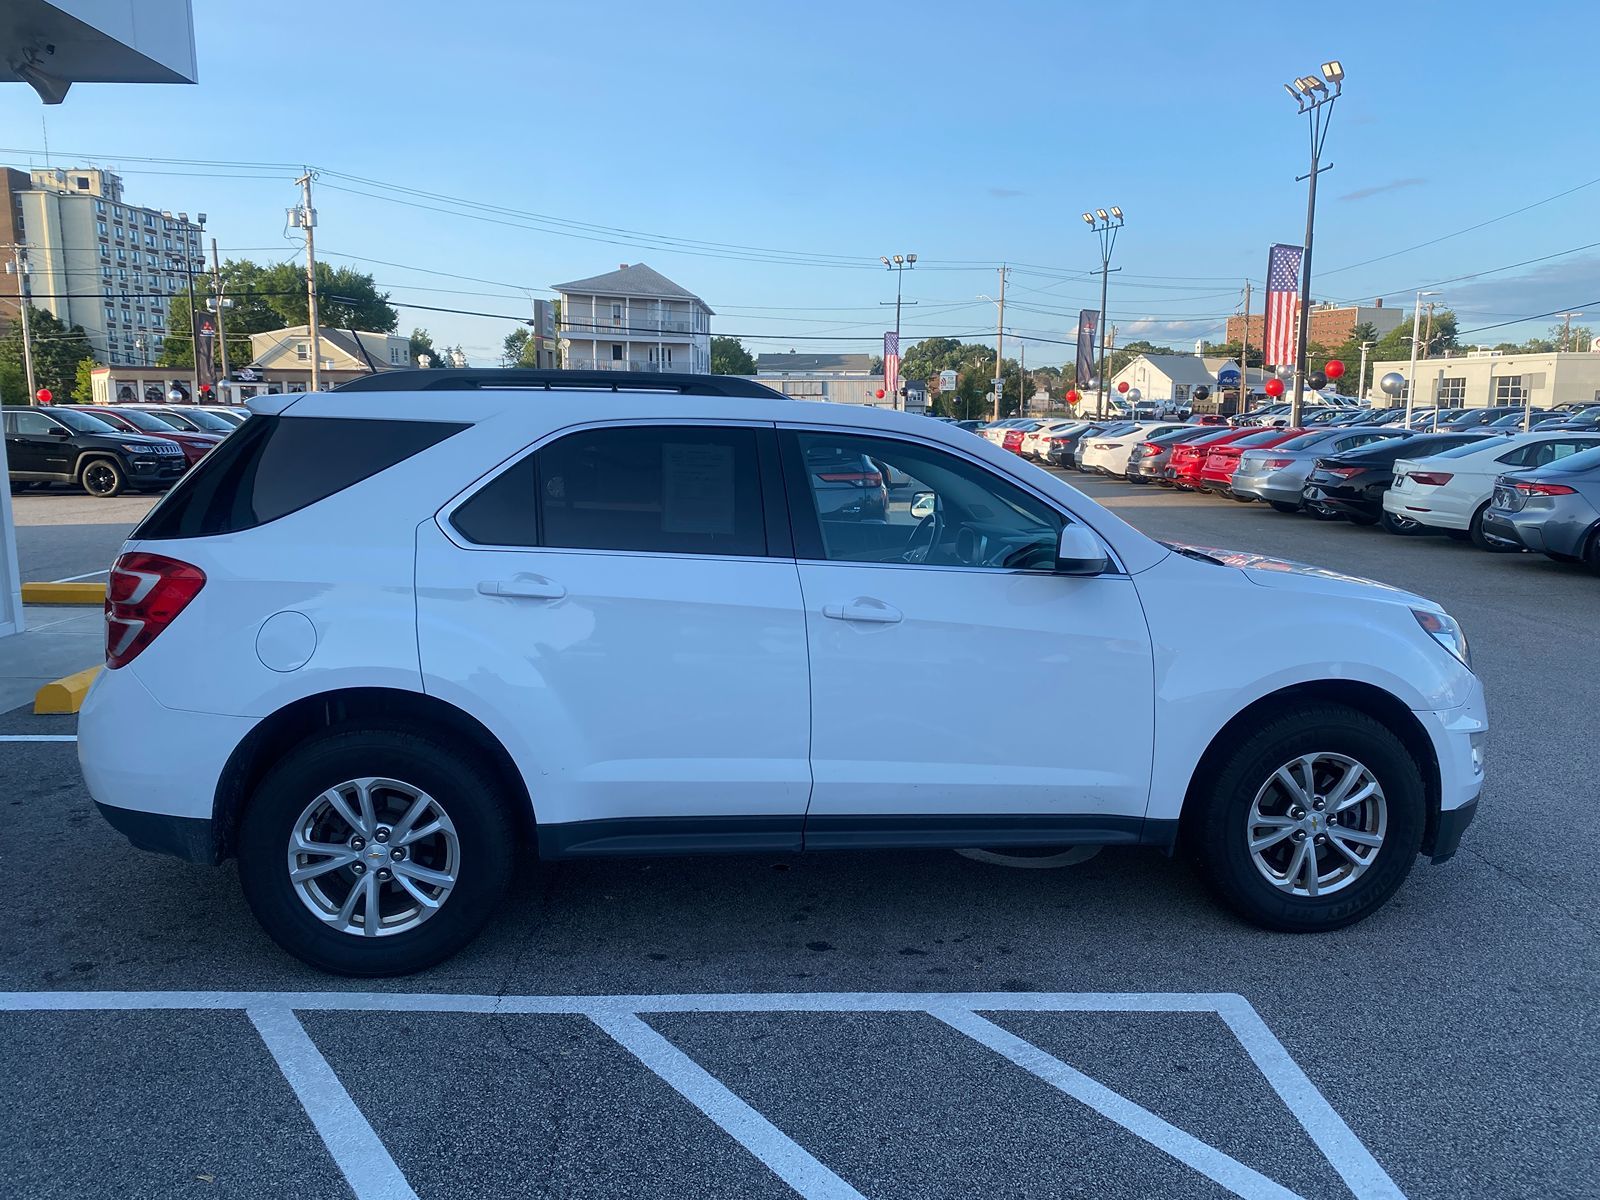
[1322,60,1344,82]
[1281,58,1343,428]
[1082,212,1095,225]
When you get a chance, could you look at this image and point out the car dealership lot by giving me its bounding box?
[0,476,1594,1199]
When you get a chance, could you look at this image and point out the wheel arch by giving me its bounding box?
[211,686,535,861]
[73,450,125,478]
[1179,679,1442,853]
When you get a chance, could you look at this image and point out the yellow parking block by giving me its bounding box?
[21,582,107,605]
[34,666,101,714]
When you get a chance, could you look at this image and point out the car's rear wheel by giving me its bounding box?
[1188,704,1425,932]
[1270,501,1300,514]
[79,457,126,498]
[1468,502,1516,552]
[238,727,516,975]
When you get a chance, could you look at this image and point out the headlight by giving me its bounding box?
[1413,608,1471,670]
[121,443,152,454]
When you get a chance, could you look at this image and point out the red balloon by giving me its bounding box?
[1117,381,1130,394]
[1264,377,1285,398]
[1065,389,1079,404]
[1324,359,1346,379]
[875,388,885,398]
[35,388,52,405]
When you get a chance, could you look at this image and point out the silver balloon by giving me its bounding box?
[1126,387,1142,402]
[1275,364,1295,380]
[1379,371,1406,397]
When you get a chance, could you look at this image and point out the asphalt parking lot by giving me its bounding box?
[1,475,1595,1199]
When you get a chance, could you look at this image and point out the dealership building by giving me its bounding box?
[1369,347,1600,409]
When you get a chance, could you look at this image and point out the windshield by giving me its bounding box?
[101,408,174,433]
[1235,429,1293,447]
[171,408,235,432]
[51,408,119,434]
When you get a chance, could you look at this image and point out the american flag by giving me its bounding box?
[1264,244,1304,368]
[883,331,900,404]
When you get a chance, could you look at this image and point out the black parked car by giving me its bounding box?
[3,406,186,497]
[1302,432,1498,529]
[1047,421,1115,468]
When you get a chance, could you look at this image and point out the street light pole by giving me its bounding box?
[1357,339,1374,403]
[1405,289,1440,427]
[878,253,917,410]
[1082,207,1124,418]
[4,246,37,403]
[1282,62,1343,429]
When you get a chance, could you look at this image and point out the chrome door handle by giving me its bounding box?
[822,597,902,623]
[477,576,566,600]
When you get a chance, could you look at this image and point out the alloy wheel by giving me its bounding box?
[83,463,118,495]
[1246,752,1387,897]
[287,777,460,937]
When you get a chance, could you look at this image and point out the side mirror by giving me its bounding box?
[51,426,71,437]
[910,491,937,520]
[1056,524,1109,576]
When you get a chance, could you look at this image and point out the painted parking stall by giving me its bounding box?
[0,989,1403,1200]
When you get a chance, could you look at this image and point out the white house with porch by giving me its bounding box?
[552,263,712,374]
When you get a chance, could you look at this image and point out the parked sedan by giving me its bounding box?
[1384,431,1600,545]
[1164,427,1264,489]
[1302,433,1496,526]
[1072,421,1139,470]
[1044,422,1114,468]
[1439,406,1540,431]
[1196,428,1310,497]
[1021,419,1087,461]
[1482,445,1600,568]
[1232,426,1412,513]
[1079,422,1190,477]
[1126,427,1226,484]
[78,406,223,467]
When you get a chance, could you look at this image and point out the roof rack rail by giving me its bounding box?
[332,368,784,399]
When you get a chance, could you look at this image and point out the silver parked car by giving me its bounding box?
[1482,444,1600,568]
[1231,426,1414,512]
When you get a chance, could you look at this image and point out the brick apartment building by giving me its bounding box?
[1226,299,1406,349]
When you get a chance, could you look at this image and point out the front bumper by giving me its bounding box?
[1423,796,1477,864]
[1416,682,1487,862]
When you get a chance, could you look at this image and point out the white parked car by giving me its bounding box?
[1078,422,1190,476]
[1384,431,1600,545]
[80,369,1486,975]
[1021,419,1087,460]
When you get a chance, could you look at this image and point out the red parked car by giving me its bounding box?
[1001,428,1027,453]
[80,406,223,467]
[1198,428,1306,498]
[1165,427,1265,490]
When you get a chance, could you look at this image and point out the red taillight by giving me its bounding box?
[1409,472,1454,486]
[1139,442,1162,454]
[1326,466,1366,479]
[105,552,206,669]
[1261,458,1293,470]
[1512,481,1577,496]
[1049,436,1071,444]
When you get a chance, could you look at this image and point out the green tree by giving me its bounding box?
[1373,308,1458,362]
[408,328,441,366]
[502,328,532,366]
[710,335,756,375]
[1551,322,1594,352]
[71,357,97,403]
[0,306,92,401]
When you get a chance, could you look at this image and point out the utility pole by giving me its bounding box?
[4,246,37,404]
[1238,280,1252,415]
[294,171,323,392]
[1019,340,1027,417]
[1556,311,1584,351]
[209,237,231,388]
[879,254,917,411]
[1422,301,1436,361]
[1404,289,1439,426]
[1082,208,1124,418]
[992,264,1007,420]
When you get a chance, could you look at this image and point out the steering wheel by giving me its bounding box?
[902,509,943,564]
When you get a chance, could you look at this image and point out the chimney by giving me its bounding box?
[619,263,629,269]
[1374,298,1383,308]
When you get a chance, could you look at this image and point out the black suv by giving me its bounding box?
[4,405,187,497]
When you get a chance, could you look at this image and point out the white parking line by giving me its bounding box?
[0,990,1406,1200]
[0,735,77,742]
[593,1009,866,1200]
[248,1006,419,1200]
[51,570,109,582]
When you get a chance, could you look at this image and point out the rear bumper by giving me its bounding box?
[1384,488,1469,530]
[1231,469,1307,505]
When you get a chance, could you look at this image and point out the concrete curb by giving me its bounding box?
[35,666,101,714]
[21,582,107,606]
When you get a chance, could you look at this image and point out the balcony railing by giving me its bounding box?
[561,318,702,336]
[564,358,691,373]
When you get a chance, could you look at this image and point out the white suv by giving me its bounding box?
[79,370,1487,975]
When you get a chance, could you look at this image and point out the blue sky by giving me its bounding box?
[3,0,1596,366]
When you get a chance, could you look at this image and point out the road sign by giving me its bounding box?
[938,369,958,393]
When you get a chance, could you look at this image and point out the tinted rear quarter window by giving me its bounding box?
[133,415,466,539]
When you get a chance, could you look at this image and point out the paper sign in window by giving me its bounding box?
[662,442,736,534]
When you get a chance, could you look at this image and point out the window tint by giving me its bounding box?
[452,425,766,557]
[1235,429,1292,447]
[52,408,118,434]
[1545,445,1600,473]
[791,432,1061,570]
[8,411,54,435]
[134,416,467,540]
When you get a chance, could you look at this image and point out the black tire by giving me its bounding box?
[1587,526,1600,576]
[1270,501,1300,514]
[1445,530,1470,543]
[79,457,126,498]
[237,726,517,976]
[1307,504,1342,521]
[1380,509,1427,536]
[1468,502,1516,552]
[1187,704,1425,932]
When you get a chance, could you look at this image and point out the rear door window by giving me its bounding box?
[133,416,467,539]
[451,424,768,558]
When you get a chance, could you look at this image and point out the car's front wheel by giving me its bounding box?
[79,457,126,498]
[1188,705,1425,932]
[238,727,517,975]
